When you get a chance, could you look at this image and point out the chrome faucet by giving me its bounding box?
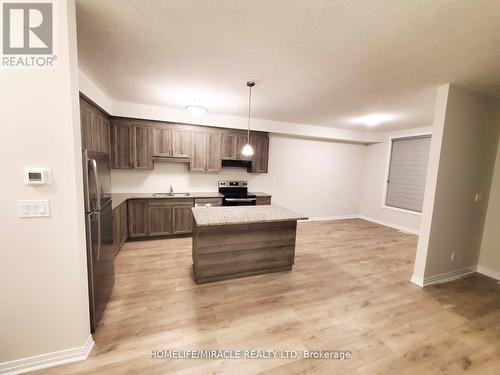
[169,185,174,195]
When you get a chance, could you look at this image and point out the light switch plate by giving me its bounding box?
[18,200,50,217]
[474,193,483,202]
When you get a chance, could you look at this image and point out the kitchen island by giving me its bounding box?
[191,205,307,284]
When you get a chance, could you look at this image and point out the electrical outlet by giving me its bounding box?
[451,251,455,263]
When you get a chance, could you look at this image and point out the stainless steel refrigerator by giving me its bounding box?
[83,150,115,333]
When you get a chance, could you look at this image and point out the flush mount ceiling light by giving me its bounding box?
[185,105,207,116]
[351,113,396,127]
[241,81,255,157]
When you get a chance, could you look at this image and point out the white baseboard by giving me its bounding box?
[0,335,94,375]
[419,266,477,287]
[476,265,500,281]
[357,215,419,235]
[306,214,359,222]
[410,274,424,287]
[303,214,420,236]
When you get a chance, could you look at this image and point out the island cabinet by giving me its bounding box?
[80,98,110,154]
[110,120,153,169]
[256,196,272,205]
[191,205,308,284]
[128,198,195,238]
[113,201,128,256]
[190,130,222,172]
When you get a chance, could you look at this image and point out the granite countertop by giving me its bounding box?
[111,192,272,209]
[192,204,307,226]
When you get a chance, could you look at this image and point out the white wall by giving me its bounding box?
[0,0,91,369]
[478,133,500,279]
[359,127,432,234]
[112,134,366,218]
[413,84,500,285]
[79,69,380,145]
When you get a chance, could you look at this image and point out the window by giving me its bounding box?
[385,135,431,213]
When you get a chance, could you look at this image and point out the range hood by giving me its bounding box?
[221,159,252,170]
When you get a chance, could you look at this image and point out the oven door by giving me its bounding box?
[223,197,257,206]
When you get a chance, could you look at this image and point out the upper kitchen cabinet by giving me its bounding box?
[221,132,251,161]
[133,125,153,169]
[190,130,221,172]
[221,133,238,159]
[80,97,110,154]
[237,133,252,161]
[250,134,269,173]
[152,126,172,158]
[207,132,222,172]
[111,119,153,169]
[152,125,191,159]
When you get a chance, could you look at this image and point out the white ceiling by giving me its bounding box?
[76,0,500,132]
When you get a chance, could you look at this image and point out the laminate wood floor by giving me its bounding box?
[32,219,500,374]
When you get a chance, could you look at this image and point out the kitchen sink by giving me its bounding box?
[152,192,190,197]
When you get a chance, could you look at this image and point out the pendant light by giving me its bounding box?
[241,81,255,157]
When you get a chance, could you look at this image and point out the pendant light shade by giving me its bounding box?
[241,143,254,156]
[242,81,255,157]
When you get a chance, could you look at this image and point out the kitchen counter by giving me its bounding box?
[192,204,306,226]
[111,192,272,209]
[192,204,306,284]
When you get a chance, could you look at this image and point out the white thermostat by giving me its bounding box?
[23,168,52,185]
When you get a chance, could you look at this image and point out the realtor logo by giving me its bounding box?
[2,1,56,67]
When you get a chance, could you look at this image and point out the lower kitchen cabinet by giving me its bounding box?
[128,199,148,238]
[147,200,173,236]
[172,203,193,234]
[113,202,128,256]
[128,198,195,238]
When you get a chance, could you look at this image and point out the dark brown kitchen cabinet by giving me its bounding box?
[237,134,252,161]
[147,201,173,236]
[111,120,153,169]
[128,199,148,238]
[206,132,222,172]
[111,122,132,168]
[152,126,172,157]
[190,130,207,171]
[221,133,238,159]
[113,202,128,256]
[250,134,269,173]
[152,125,191,159]
[190,130,221,172]
[172,203,193,234]
[172,128,191,158]
[127,199,194,237]
[110,115,269,173]
[133,125,153,169]
[80,98,110,154]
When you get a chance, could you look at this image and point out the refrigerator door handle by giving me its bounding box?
[88,158,101,211]
[95,212,102,261]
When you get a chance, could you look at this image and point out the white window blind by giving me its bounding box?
[386,135,431,213]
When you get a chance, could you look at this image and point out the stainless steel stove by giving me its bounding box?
[218,180,256,206]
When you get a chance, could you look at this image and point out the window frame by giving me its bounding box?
[381,131,432,216]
